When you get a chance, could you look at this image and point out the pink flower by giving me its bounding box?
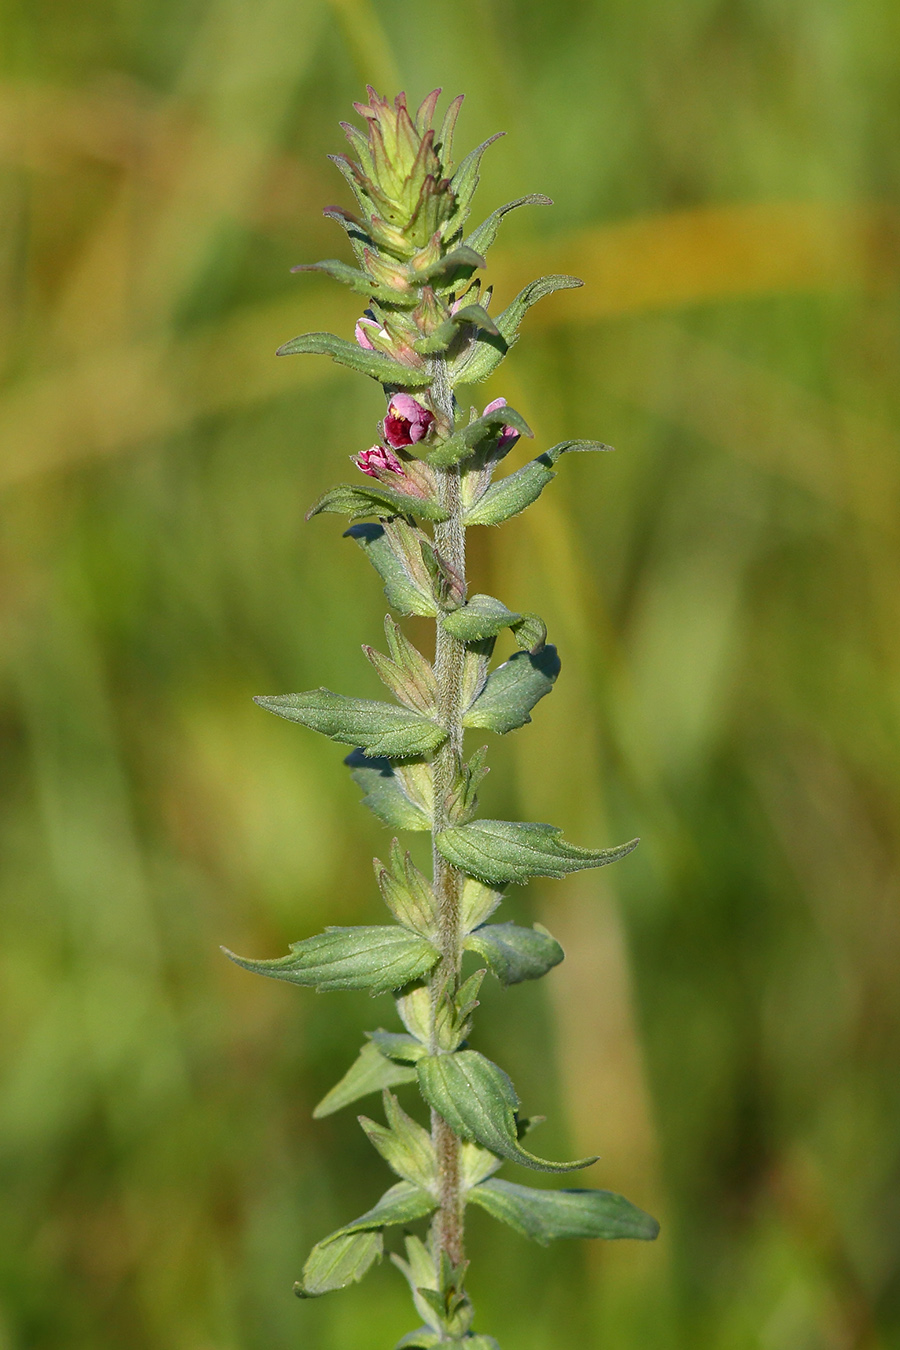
[354,444,405,478]
[484,397,520,453]
[384,394,434,448]
[355,315,381,350]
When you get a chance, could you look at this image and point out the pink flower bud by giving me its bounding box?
[355,316,381,350]
[354,444,405,478]
[484,397,520,453]
[384,394,434,448]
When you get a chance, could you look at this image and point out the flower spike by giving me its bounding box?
[233,89,659,1348]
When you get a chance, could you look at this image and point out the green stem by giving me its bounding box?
[429,356,467,1273]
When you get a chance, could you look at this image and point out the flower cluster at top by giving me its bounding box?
[278,87,583,522]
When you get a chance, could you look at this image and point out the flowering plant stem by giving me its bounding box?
[225,88,659,1349]
[431,362,467,1269]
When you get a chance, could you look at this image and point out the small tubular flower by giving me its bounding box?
[484,397,521,453]
[354,444,405,478]
[384,394,434,448]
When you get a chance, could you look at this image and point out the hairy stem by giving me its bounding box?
[429,356,467,1273]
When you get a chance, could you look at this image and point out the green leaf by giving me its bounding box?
[427,405,533,470]
[460,876,504,933]
[314,1041,417,1118]
[329,1180,437,1239]
[510,612,547,652]
[463,441,613,527]
[375,840,438,933]
[290,258,375,296]
[346,751,432,831]
[468,1177,660,1244]
[294,1231,382,1298]
[365,616,437,715]
[359,1091,437,1192]
[413,304,499,357]
[465,922,564,985]
[223,926,440,994]
[462,647,560,734]
[454,275,583,384]
[460,1140,504,1189]
[308,482,449,524]
[414,245,485,289]
[345,522,438,618]
[368,1030,427,1063]
[255,690,446,758]
[436,820,640,887]
[417,1050,597,1173]
[465,193,553,256]
[275,330,430,386]
[441,594,522,643]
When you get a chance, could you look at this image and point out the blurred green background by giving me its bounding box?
[2,0,899,1346]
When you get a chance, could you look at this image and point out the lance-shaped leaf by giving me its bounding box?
[255,690,446,758]
[345,751,432,831]
[427,405,533,470]
[463,441,613,527]
[465,922,564,985]
[223,925,440,994]
[464,193,553,256]
[417,1050,597,1174]
[365,616,437,715]
[314,1041,417,1119]
[294,1231,382,1298]
[308,482,449,524]
[359,1091,438,1193]
[468,1177,660,1244]
[413,304,499,357]
[375,840,438,933]
[436,820,640,887]
[441,594,522,643]
[454,275,583,384]
[290,258,401,302]
[327,1180,437,1239]
[345,523,438,618]
[276,330,430,385]
[462,647,561,734]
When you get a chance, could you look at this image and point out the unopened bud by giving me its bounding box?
[354,444,405,478]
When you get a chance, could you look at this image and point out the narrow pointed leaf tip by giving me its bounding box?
[437,820,639,887]
[275,330,430,386]
[417,1050,597,1173]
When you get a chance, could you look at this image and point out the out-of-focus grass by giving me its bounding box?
[1,0,899,1347]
